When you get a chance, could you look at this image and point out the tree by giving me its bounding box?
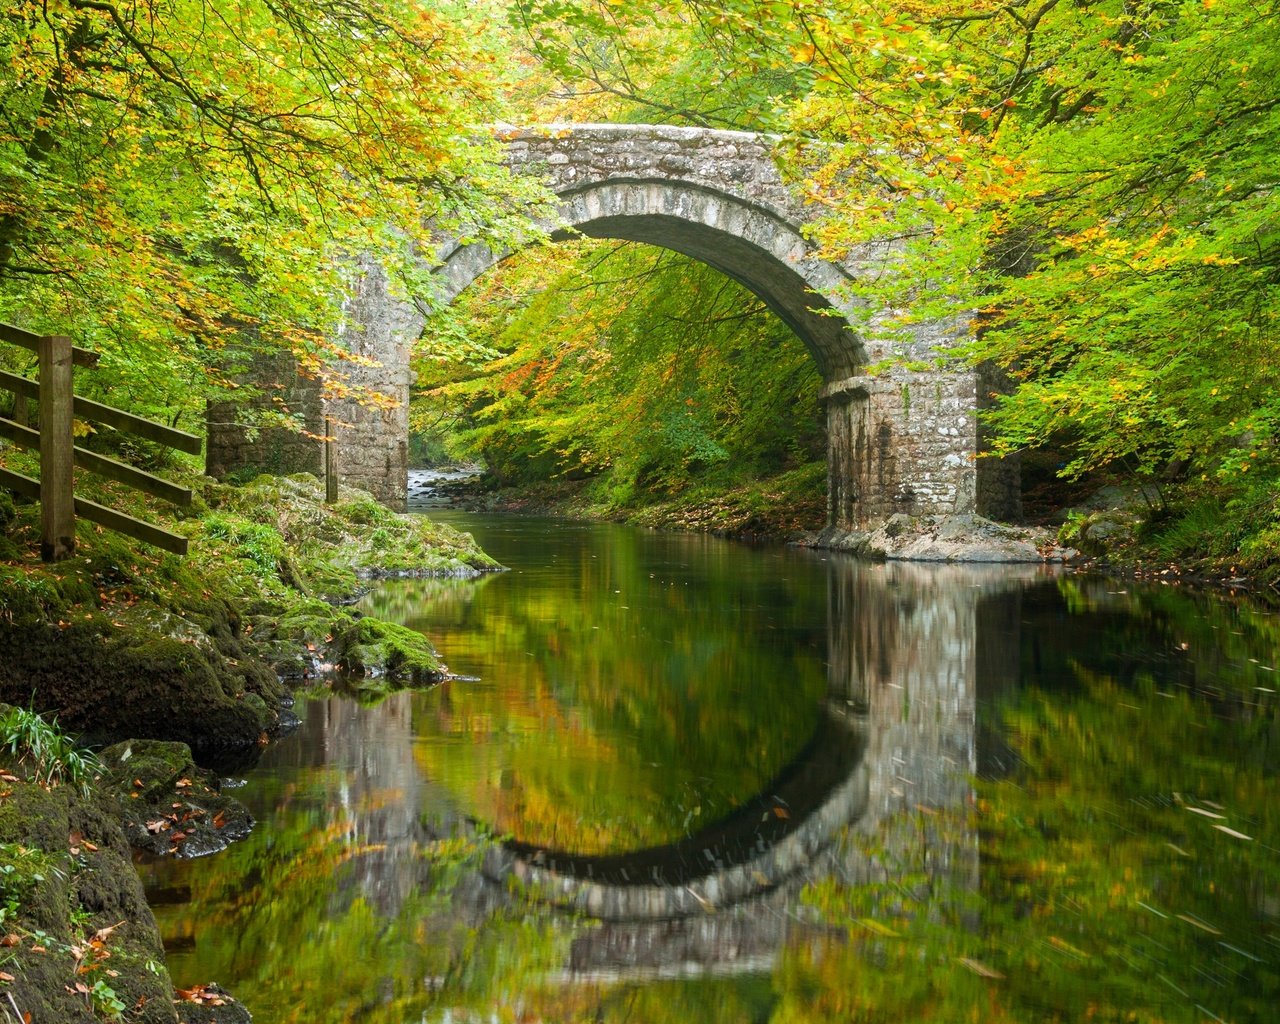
[507,0,808,128]
[0,0,544,421]
[512,3,1280,534]
[415,240,826,508]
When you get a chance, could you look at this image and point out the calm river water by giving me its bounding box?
[139,513,1280,1023]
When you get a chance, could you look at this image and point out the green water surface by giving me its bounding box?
[139,514,1280,1024]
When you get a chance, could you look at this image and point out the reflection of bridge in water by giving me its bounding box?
[456,558,1045,978]
[295,556,1048,984]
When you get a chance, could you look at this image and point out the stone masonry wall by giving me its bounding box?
[205,351,324,481]
[206,125,1020,525]
[324,256,421,510]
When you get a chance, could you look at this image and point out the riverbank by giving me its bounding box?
[0,472,502,754]
[0,470,504,1020]
[446,462,829,540]
[0,709,261,1023]
[430,464,1079,563]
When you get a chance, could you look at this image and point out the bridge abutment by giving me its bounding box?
[824,364,1020,528]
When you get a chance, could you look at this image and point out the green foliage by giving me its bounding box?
[88,978,126,1020]
[0,842,62,925]
[202,514,287,580]
[507,1,807,128]
[1138,485,1280,584]
[415,242,826,509]
[0,465,499,746]
[191,474,501,599]
[734,0,1280,530]
[0,705,102,795]
[497,1,1280,561]
[0,0,548,421]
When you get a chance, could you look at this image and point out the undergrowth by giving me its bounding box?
[0,705,102,795]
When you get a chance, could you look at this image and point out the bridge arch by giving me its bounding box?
[434,174,862,380]
[206,124,1021,528]
[480,704,868,921]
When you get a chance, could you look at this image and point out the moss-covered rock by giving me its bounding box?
[98,740,254,858]
[0,620,274,761]
[333,616,445,684]
[199,473,502,594]
[0,769,180,1024]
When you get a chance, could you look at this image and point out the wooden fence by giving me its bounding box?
[0,322,200,560]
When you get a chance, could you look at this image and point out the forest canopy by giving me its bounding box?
[0,0,543,418]
[471,0,1279,562]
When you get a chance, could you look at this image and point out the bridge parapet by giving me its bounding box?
[499,124,795,214]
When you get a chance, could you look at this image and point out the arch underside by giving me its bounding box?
[435,180,868,381]
[479,709,869,921]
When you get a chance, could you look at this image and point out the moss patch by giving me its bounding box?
[333,616,445,684]
[98,740,254,858]
[0,768,178,1024]
[0,467,502,757]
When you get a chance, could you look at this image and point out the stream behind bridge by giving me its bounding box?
[139,511,1280,1023]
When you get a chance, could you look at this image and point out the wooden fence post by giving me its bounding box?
[324,415,338,504]
[38,334,76,561]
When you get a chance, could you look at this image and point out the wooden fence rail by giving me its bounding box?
[0,322,199,560]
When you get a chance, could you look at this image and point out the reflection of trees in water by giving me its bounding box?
[383,530,832,856]
[145,545,1280,1024]
[358,573,497,633]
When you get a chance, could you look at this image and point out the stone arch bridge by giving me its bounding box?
[207,124,1019,528]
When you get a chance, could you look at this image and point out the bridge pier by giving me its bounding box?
[205,257,421,510]
[824,362,1020,529]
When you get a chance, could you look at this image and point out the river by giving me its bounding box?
[138,511,1280,1023]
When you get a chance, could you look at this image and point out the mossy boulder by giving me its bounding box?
[99,740,254,858]
[333,616,445,684]
[0,619,278,762]
[0,770,179,1024]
